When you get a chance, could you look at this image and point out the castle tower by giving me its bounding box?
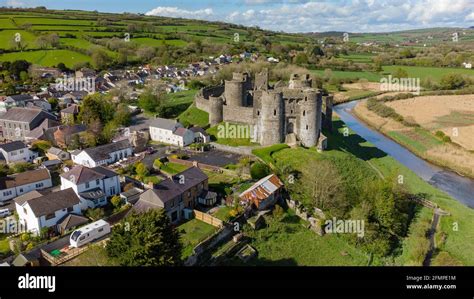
[209,96,224,126]
[298,89,322,147]
[224,72,249,107]
[323,95,333,132]
[259,90,284,146]
[289,73,312,89]
[254,68,269,91]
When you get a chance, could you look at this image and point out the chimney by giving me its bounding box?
[147,181,154,189]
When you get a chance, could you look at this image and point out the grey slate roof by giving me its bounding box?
[134,166,207,212]
[0,141,27,153]
[7,94,33,102]
[149,117,180,131]
[0,169,51,190]
[57,213,89,233]
[0,107,56,123]
[79,187,105,201]
[61,165,117,185]
[14,188,80,217]
[82,139,132,162]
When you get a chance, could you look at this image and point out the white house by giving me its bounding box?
[0,169,53,204]
[71,139,133,167]
[14,188,82,235]
[0,141,38,164]
[462,62,472,69]
[60,165,120,209]
[149,118,194,147]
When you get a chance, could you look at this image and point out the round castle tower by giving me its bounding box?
[209,96,224,126]
[298,89,321,147]
[224,72,248,107]
[259,90,284,146]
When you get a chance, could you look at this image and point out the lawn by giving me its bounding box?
[162,90,198,119]
[212,206,233,222]
[207,122,260,147]
[178,105,209,128]
[240,211,369,266]
[160,162,190,175]
[179,219,217,260]
[382,65,474,82]
[0,49,92,68]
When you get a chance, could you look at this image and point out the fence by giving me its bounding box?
[193,210,223,228]
[41,246,89,266]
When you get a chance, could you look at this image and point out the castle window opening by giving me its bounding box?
[257,110,260,116]
[306,125,309,130]
[274,109,276,116]
[303,110,306,116]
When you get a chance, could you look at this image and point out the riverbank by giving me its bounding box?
[333,103,474,265]
[353,99,474,179]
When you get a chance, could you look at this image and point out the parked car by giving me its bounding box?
[0,208,11,218]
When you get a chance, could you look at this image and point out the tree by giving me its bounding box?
[91,49,110,70]
[439,73,466,90]
[106,209,183,266]
[250,162,270,180]
[85,208,105,221]
[135,162,149,180]
[138,89,165,114]
[31,140,52,155]
[392,68,408,79]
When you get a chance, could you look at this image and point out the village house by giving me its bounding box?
[71,139,133,167]
[14,188,82,235]
[133,166,215,223]
[0,169,53,205]
[239,174,284,210]
[60,104,80,125]
[189,127,211,143]
[60,165,121,209]
[0,141,38,164]
[46,147,71,161]
[0,108,57,141]
[149,118,194,147]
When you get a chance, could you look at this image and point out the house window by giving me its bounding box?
[45,213,55,220]
[3,190,12,196]
[23,207,27,214]
[11,151,17,156]
[19,149,24,154]
[35,183,43,188]
[67,207,73,212]
[19,188,23,193]
[85,182,90,189]
[110,186,116,194]
[96,179,100,186]
[98,228,104,233]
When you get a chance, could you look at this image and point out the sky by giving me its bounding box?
[1,0,474,33]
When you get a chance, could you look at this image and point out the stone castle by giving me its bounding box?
[195,69,333,148]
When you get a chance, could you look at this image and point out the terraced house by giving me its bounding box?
[0,169,53,205]
[71,139,133,167]
[0,107,57,141]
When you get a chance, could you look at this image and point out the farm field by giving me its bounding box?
[386,95,474,150]
[354,98,474,178]
[311,69,382,82]
[382,65,474,82]
[0,49,92,68]
[0,29,38,49]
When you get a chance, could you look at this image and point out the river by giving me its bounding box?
[334,100,474,209]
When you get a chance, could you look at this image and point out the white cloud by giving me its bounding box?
[145,6,214,20]
[5,0,25,7]
[145,1,473,33]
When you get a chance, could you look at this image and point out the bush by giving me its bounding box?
[111,195,123,209]
[153,159,163,169]
[250,162,271,180]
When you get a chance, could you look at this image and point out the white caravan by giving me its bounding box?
[69,220,111,248]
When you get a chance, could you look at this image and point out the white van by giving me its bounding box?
[70,220,111,248]
[0,209,11,218]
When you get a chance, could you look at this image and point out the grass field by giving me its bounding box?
[179,219,217,260]
[0,49,92,67]
[240,210,369,266]
[382,65,474,82]
[0,29,38,49]
[311,69,382,82]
